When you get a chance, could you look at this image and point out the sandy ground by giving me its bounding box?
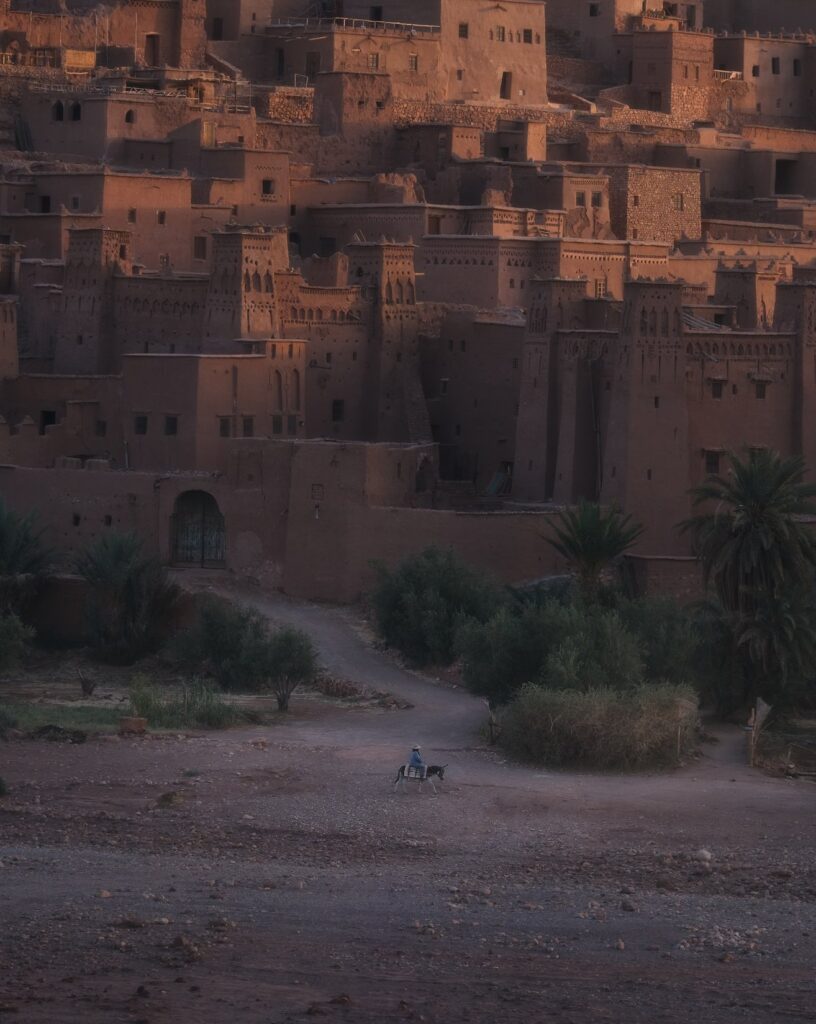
[1,587,815,1023]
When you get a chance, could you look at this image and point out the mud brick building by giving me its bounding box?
[4,0,816,601]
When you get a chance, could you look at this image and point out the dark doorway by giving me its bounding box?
[775,159,798,195]
[500,71,512,100]
[171,491,226,567]
[144,34,160,67]
[305,51,321,79]
[648,91,663,111]
[212,17,223,40]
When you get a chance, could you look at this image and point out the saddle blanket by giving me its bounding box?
[404,765,427,780]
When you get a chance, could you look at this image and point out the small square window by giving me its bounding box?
[712,381,723,399]
[95,419,107,437]
[408,53,418,72]
[272,414,283,435]
[456,69,464,80]
[756,381,767,399]
[673,193,685,211]
[287,414,297,434]
[133,415,148,436]
[367,53,379,70]
[496,26,506,42]
[193,235,207,260]
[262,178,275,196]
[219,416,231,437]
[127,208,137,223]
[458,22,468,38]
[752,64,760,77]
[242,416,254,437]
[589,2,600,15]
[331,399,345,422]
[157,210,166,225]
[523,28,532,44]
[705,451,721,475]
[164,415,178,436]
[772,57,780,75]
[794,59,802,77]
[70,195,80,211]
[591,191,602,208]
[576,191,587,207]
[633,194,640,207]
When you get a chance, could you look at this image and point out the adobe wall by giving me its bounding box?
[624,554,703,604]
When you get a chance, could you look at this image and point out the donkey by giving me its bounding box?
[393,764,447,794]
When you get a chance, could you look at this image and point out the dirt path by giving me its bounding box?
[1,585,815,1023]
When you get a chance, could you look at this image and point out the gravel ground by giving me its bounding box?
[1,587,815,1023]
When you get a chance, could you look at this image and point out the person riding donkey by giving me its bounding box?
[408,745,425,771]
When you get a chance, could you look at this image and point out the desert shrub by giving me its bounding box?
[458,600,644,705]
[371,546,504,665]
[0,704,19,737]
[500,683,699,770]
[316,676,361,699]
[130,675,247,729]
[265,627,318,711]
[171,596,271,691]
[617,596,699,685]
[76,532,180,663]
[541,604,644,692]
[0,612,34,672]
[0,500,52,615]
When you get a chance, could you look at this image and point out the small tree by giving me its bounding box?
[76,532,180,663]
[546,501,644,603]
[264,627,317,711]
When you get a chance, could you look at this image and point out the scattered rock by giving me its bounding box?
[694,849,713,863]
[620,900,637,913]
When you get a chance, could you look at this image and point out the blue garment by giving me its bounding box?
[409,749,425,768]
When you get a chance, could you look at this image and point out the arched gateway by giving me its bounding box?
[171,491,226,567]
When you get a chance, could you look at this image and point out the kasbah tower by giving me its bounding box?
[3,0,816,599]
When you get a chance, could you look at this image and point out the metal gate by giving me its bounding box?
[171,491,226,567]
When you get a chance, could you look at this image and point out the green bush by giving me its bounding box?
[458,600,645,705]
[500,683,699,770]
[76,532,180,663]
[371,546,503,665]
[0,612,34,672]
[130,675,250,729]
[617,596,699,685]
[172,596,275,692]
[542,604,644,692]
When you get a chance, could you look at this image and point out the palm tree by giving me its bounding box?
[0,499,51,613]
[75,532,180,663]
[546,500,644,603]
[681,449,816,618]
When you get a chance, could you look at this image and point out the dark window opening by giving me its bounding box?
[287,414,297,434]
[193,235,207,261]
[772,56,780,75]
[212,17,224,40]
[219,417,231,437]
[712,381,723,399]
[705,451,720,475]
[331,399,345,422]
[272,415,283,435]
[39,196,51,214]
[242,416,254,437]
[370,5,383,20]
[499,71,512,99]
[459,22,469,38]
[775,158,797,195]
[133,415,148,436]
[39,410,56,435]
[157,210,166,225]
[589,2,601,15]
[164,415,178,436]
[127,208,137,223]
[591,191,602,208]
[794,59,802,77]
[755,381,767,399]
[523,28,532,43]
[125,109,135,124]
[576,191,587,207]
[95,419,107,437]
